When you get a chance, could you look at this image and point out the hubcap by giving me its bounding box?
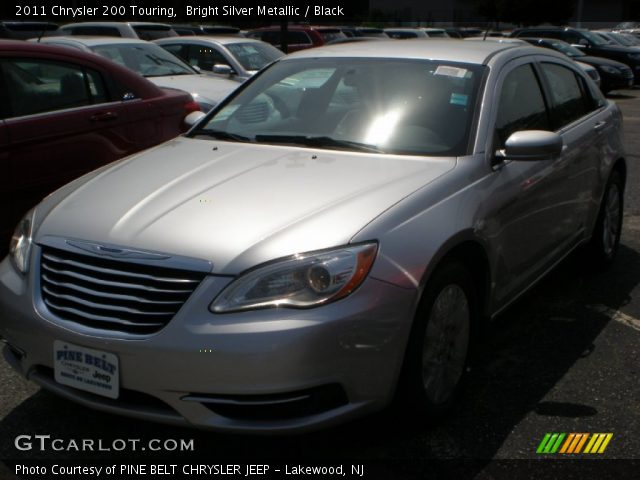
[421,284,470,405]
[602,184,621,257]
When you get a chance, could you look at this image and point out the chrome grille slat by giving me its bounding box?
[42,263,194,294]
[41,275,184,305]
[42,285,176,316]
[45,301,165,328]
[42,252,200,284]
[40,246,206,334]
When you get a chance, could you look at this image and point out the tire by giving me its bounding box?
[397,261,477,421]
[587,170,624,270]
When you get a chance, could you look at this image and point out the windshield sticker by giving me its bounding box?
[450,93,469,106]
[435,66,468,78]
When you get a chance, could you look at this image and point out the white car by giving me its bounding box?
[31,37,238,111]
[155,36,284,81]
[59,22,177,40]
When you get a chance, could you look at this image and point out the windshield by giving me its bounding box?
[226,42,284,71]
[608,32,634,46]
[581,30,608,46]
[91,43,195,77]
[549,40,585,57]
[194,58,484,156]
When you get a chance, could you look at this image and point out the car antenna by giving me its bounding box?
[483,24,490,41]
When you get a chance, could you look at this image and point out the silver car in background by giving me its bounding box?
[0,41,625,433]
[155,36,284,81]
[32,36,239,111]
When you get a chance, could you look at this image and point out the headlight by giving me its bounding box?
[211,243,378,313]
[9,209,35,274]
[600,65,620,74]
[628,53,640,61]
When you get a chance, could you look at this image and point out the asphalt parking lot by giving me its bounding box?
[1,88,639,478]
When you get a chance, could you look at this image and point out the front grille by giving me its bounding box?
[622,67,634,79]
[40,246,206,334]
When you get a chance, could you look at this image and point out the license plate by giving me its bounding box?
[53,341,119,399]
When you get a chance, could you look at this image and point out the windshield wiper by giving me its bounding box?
[189,129,251,142]
[254,135,385,153]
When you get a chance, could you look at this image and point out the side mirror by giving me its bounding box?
[498,130,563,161]
[184,111,206,128]
[213,64,234,76]
[192,65,202,73]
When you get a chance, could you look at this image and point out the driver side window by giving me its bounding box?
[495,64,550,147]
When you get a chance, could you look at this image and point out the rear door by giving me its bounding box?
[537,59,611,236]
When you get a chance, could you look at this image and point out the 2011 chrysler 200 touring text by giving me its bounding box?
[0,41,625,433]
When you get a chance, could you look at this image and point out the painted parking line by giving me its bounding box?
[588,304,640,332]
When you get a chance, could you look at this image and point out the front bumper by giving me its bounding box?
[0,251,418,433]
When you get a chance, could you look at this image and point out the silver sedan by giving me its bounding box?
[1,40,625,433]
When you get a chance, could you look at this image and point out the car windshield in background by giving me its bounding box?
[225,42,284,71]
[609,32,635,46]
[582,30,609,46]
[91,43,194,77]
[550,41,585,57]
[196,58,483,156]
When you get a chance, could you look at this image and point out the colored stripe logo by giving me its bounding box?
[537,433,613,454]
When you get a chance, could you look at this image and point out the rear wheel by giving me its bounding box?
[399,261,477,420]
[587,170,624,270]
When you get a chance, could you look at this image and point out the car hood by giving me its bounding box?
[578,55,632,69]
[147,74,238,105]
[596,44,640,54]
[36,138,456,274]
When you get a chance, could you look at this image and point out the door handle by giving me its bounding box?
[89,111,118,122]
[593,121,607,131]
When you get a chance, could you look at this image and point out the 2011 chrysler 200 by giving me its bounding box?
[0,41,625,433]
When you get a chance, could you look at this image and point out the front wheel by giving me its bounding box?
[398,261,477,420]
[587,170,624,270]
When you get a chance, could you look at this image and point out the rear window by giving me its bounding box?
[69,26,121,37]
[132,25,178,40]
[318,29,347,43]
[0,22,59,39]
[260,30,313,46]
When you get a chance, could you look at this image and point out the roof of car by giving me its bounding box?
[250,25,342,31]
[156,35,263,46]
[38,36,151,46]
[61,22,173,28]
[285,39,531,65]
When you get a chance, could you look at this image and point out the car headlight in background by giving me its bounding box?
[211,243,378,313]
[600,65,621,74]
[628,53,640,61]
[9,209,35,274]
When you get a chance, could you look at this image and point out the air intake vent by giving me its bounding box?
[237,100,270,123]
[40,246,205,334]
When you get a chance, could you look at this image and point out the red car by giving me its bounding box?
[247,25,346,52]
[0,40,199,247]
